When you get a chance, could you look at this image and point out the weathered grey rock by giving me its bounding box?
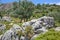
[38,16,55,28]
[1,16,55,40]
[30,19,37,23]
[2,16,13,22]
[22,21,31,27]
[10,24,22,34]
[22,19,37,29]
[0,35,3,40]
[32,21,43,30]
[30,34,39,40]
[34,27,48,34]
[11,24,22,40]
[22,16,55,33]
[30,27,48,40]
[2,30,14,40]
[2,24,22,40]
[22,21,32,30]
[20,36,26,40]
[0,24,6,32]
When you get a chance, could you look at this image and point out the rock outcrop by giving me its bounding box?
[2,24,22,40]
[0,16,55,40]
[22,16,55,31]
[2,16,13,22]
[0,24,6,32]
[0,35,3,40]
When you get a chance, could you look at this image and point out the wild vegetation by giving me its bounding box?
[0,0,60,23]
[0,0,60,40]
[34,29,60,40]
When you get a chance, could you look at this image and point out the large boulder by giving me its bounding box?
[0,24,6,32]
[2,24,22,40]
[30,34,39,40]
[34,27,48,34]
[22,21,32,30]
[20,36,26,40]
[30,19,37,23]
[22,16,55,33]
[30,27,48,40]
[22,22,31,27]
[38,16,55,28]
[32,21,43,30]
[22,19,37,29]
[2,30,14,40]
[0,35,3,40]
[2,16,13,22]
[10,24,22,34]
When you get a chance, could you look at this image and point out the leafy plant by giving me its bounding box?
[34,29,60,40]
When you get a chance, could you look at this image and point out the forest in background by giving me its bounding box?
[0,0,60,24]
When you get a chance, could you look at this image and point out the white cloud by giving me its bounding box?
[56,2,60,5]
[42,2,60,5]
[48,2,60,5]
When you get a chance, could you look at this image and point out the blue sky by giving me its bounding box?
[1,0,60,5]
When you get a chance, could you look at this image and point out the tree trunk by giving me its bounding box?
[20,18,22,23]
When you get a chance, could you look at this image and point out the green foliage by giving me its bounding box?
[55,21,60,27]
[25,26,32,32]
[1,1,60,23]
[34,29,60,40]
[24,26,34,39]
[0,21,12,34]
[17,30,22,37]
[0,0,60,37]
[49,12,60,23]
[10,0,35,22]
[24,26,34,35]
[13,2,18,10]
[0,31,3,35]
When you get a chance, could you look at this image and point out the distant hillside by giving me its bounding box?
[0,1,60,24]
[0,3,13,11]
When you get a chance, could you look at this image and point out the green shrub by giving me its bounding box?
[0,31,3,35]
[55,21,60,27]
[34,29,60,40]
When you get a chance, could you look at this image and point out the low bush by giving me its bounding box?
[34,29,60,40]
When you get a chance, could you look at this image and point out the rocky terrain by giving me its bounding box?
[0,1,60,40]
[0,16,60,40]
